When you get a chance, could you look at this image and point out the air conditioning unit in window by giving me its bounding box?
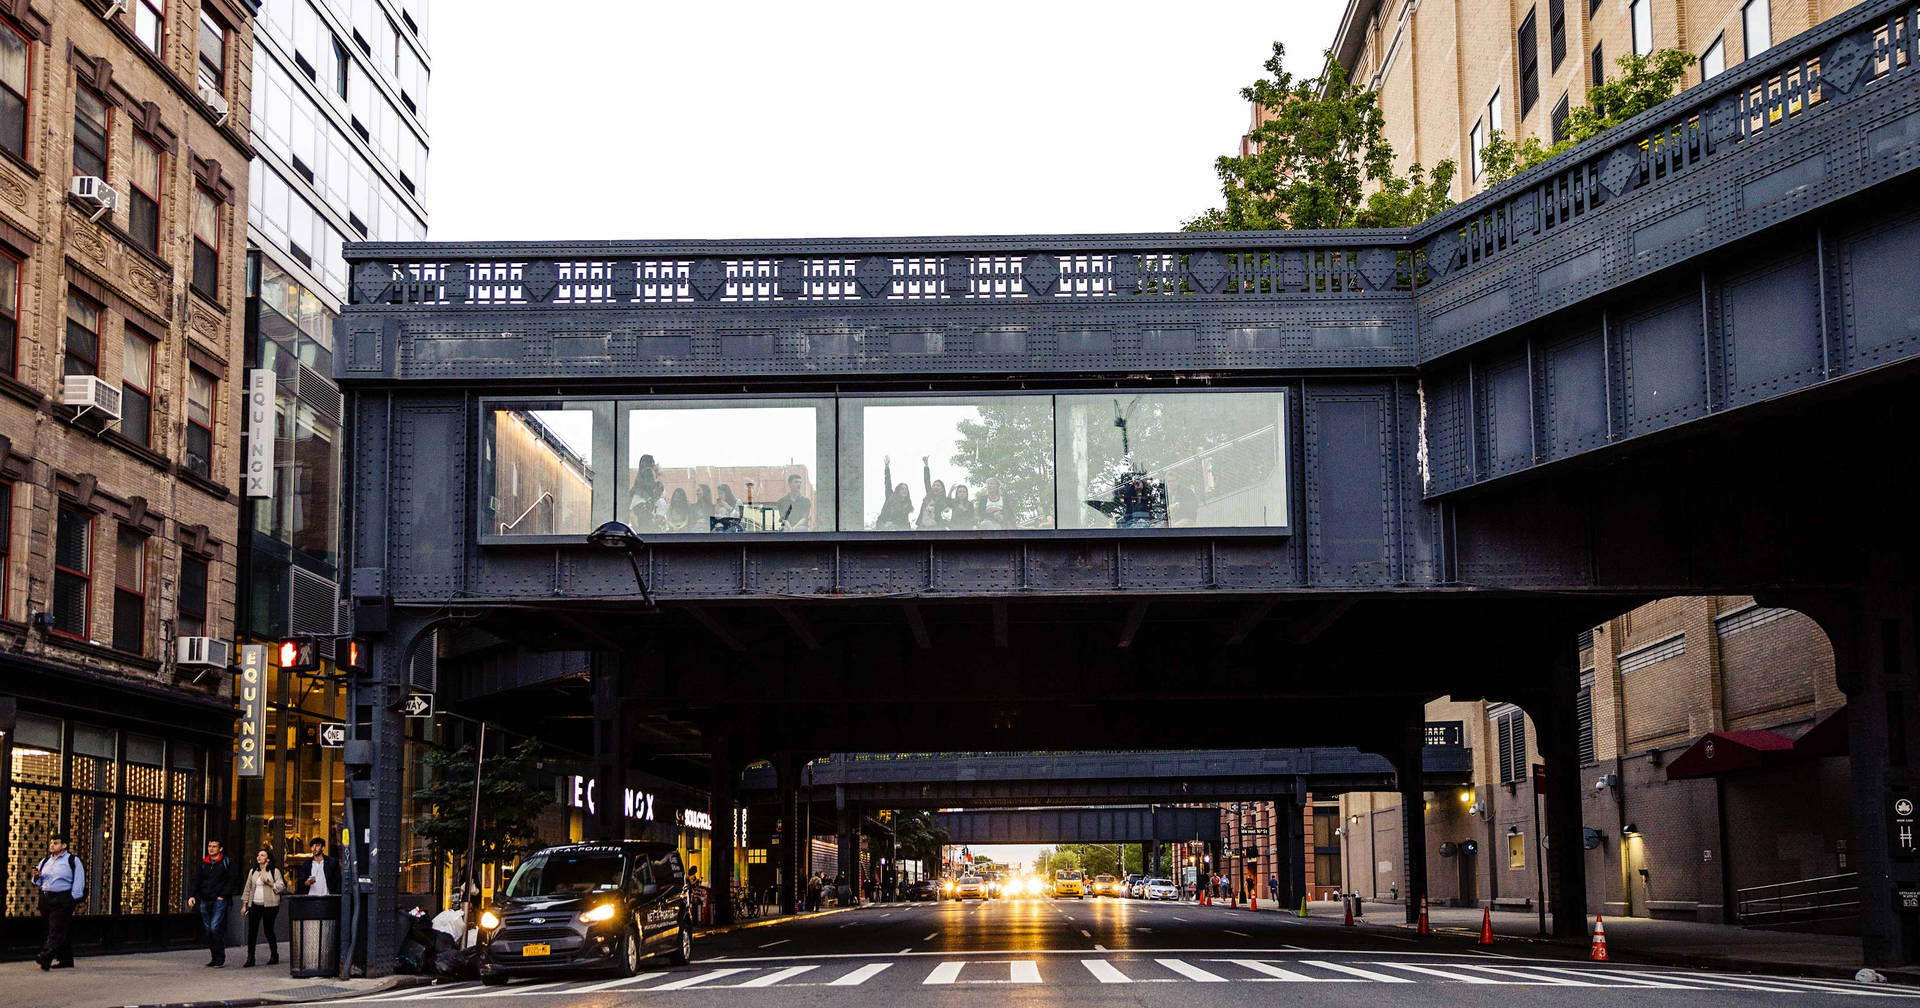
[176,636,231,669]
[61,374,122,426]
[70,175,118,223]
[197,81,231,126]
[100,0,128,19]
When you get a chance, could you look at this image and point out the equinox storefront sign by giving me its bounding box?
[236,644,267,777]
[563,774,656,822]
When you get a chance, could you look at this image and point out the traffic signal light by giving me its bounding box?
[340,638,368,675]
[277,636,320,674]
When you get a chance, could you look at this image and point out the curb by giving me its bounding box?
[692,905,859,938]
[118,975,434,1008]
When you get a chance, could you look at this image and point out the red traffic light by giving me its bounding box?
[277,636,320,673]
[341,639,367,672]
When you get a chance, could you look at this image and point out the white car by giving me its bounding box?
[1144,878,1179,900]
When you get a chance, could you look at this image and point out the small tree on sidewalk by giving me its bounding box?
[412,737,548,895]
[1478,49,1698,185]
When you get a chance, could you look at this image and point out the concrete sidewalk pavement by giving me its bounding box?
[0,947,414,1008]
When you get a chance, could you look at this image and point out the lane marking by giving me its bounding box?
[652,968,751,990]
[1223,929,1249,937]
[758,939,790,948]
[1156,958,1228,982]
[1094,944,1108,951]
[1375,962,1502,984]
[469,981,568,998]
[1222,959,1356,982]
[830,963,891,986]
[736,965,818,987]
[1609,967,1920,995]
[1301,960,1414,983]
[569,974,670,993]
[1171,916,1189,922]
[924,961,965,985]
[1083,960,1132,983]
[1080,929,1092,937]
[1448,963,1597,986]
[1009,960,1042,983]
[898,947,912,954]
[922,932,937,941]
[1521,965,1709,990]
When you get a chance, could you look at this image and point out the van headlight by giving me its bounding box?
[579,903,618,924]
[478,909,501,930]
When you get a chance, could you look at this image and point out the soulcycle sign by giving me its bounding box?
[563,775,656,823]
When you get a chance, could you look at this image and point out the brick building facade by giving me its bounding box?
[0,0,257,954]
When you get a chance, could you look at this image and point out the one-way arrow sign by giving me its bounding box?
[318,722,347,747]
[402,693,434,719]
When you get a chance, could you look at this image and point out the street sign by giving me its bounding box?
[1243,828,1270,836]
[1892,791,1917,860]
[402,693,434,719]
[318,722,347,747]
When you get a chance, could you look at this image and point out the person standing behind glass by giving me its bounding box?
[715,484,740,518]
[776,473,813,530]
[917,458,950,529]
[876,457,914,530]
[241,848,287,967]
[664,488,693,531]
[948,485,975,529]
[31,833,84,970]
[979,478,1008,528]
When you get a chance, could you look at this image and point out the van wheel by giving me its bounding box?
[620,922,642,976]
[669,915,692,966]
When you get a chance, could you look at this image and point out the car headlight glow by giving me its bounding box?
[579,903,618,924]
[478,909,501,930]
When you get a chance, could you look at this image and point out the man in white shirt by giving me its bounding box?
[303,837,338,896]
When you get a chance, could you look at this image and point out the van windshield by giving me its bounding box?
[1056,871,1081,880]
[504,851,626,898]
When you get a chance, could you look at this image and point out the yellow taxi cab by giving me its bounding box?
[1053,870,1085,898]
[1092,874,1117,896]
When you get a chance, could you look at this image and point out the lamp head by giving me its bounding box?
[587,521,644,552]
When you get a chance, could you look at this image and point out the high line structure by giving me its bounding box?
[336,3,1920,971]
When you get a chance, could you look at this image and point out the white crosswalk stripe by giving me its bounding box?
[650,968,751,990]
[831,962,892,985]
[736,965,818,987]
[1300,959,1415,982]
[1372,961,1503,983]
[1447,962,1610,985]
[923,961,965,984]
[568,973,668,993]
[1009,960,1042,983]
[1223,959,1358,982]
[1156,958,1228,982]
[1082,959,1132,983]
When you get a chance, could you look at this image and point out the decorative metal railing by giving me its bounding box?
[344,2,1916,317]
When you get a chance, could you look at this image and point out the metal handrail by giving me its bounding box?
[498,492,554,535]
[1735,872,1861,927]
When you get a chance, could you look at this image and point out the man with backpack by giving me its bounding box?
[31,833,85,970]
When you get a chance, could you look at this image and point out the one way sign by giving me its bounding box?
[318,722,347,747]
[402,693,434,719]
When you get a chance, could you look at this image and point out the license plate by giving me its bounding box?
[521,943,551,957]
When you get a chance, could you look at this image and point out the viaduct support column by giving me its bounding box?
[837,785,857,902]
[590,652,628,843]
[1530,639,1591,941]
[708,732,738,928]
[1279,785,1304,910]
[774,754,801,915]
[1397,716,1428,925]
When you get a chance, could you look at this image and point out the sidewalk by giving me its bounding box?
[0,947,413,1008]
[1222,896,1901,983]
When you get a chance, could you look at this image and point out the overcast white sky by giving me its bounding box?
[427,1,1344,241]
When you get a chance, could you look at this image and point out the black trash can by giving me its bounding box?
[287,895,341,978]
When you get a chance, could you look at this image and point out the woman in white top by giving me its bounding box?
[240,848,288,967]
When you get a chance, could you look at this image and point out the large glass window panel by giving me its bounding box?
[6,786,60,915]
[10,714,62,786]
[1055,391,1289,530]
[619,399,834,533]
[121,800,163,914]
[291,404,340,564]
[68,793,114,915]
[839,395,1055,531]
[484,403,613,536]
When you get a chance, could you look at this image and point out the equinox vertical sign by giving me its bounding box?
[237,644,268,777]
[244,369,275,498]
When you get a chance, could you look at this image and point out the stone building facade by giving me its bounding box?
[0,0,257,954]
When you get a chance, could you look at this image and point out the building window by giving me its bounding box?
[1743,0,1771,58]
[1550,93,1571,142]
[129,134,162,254]
[0,250,19,379]
[0,479,11,619]
[65,291,101,378]
[1508,831,1526,869]
[0,20,28,160]
[332,36,350,100]
[1488,89,1503,137]
[1702,35,1725,80]
[121,329,155,447]
[53,506,91,640]
[1592,43,1605,84]
[135,0,166,56]
[1517,11,1540,116]
[112,528,146,654]
[191,187,220,300]
[1496,708,1528,785]
[1548,0,1567,69]
[185,368,214,479]
[177,554,207,636]
[1469,118,1487,180]
[1630,0,1653,56]
[73,85,110,179]
[196,10,226,94]
[1577,671,1596,764]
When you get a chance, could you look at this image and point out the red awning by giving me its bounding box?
[1792,707,1850,758]
[1665,730,1795,779]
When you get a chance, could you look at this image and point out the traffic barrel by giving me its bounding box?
[1478,906,1495,945]
[1342,895,1355,926]
[1416,895,1431,936]
[1590,915,1609,961]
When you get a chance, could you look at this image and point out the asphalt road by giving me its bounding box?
[332,896,1920,1006]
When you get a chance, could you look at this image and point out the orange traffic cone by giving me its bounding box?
[1343,895,1355,926]
[1590,915,1609,961]
[1416,895,1431,936]
[1478,906,1495,946]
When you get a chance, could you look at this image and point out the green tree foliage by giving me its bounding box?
[892,811,951,873]
[1479,49,1699,185]
[947,399,1056,528]
[1185,43,1456,231]
[411,738,549,875]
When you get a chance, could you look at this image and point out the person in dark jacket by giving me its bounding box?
[187,840,239,966]
[301,837,342,895]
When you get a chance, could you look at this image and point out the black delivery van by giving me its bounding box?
[477,841,692,984]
